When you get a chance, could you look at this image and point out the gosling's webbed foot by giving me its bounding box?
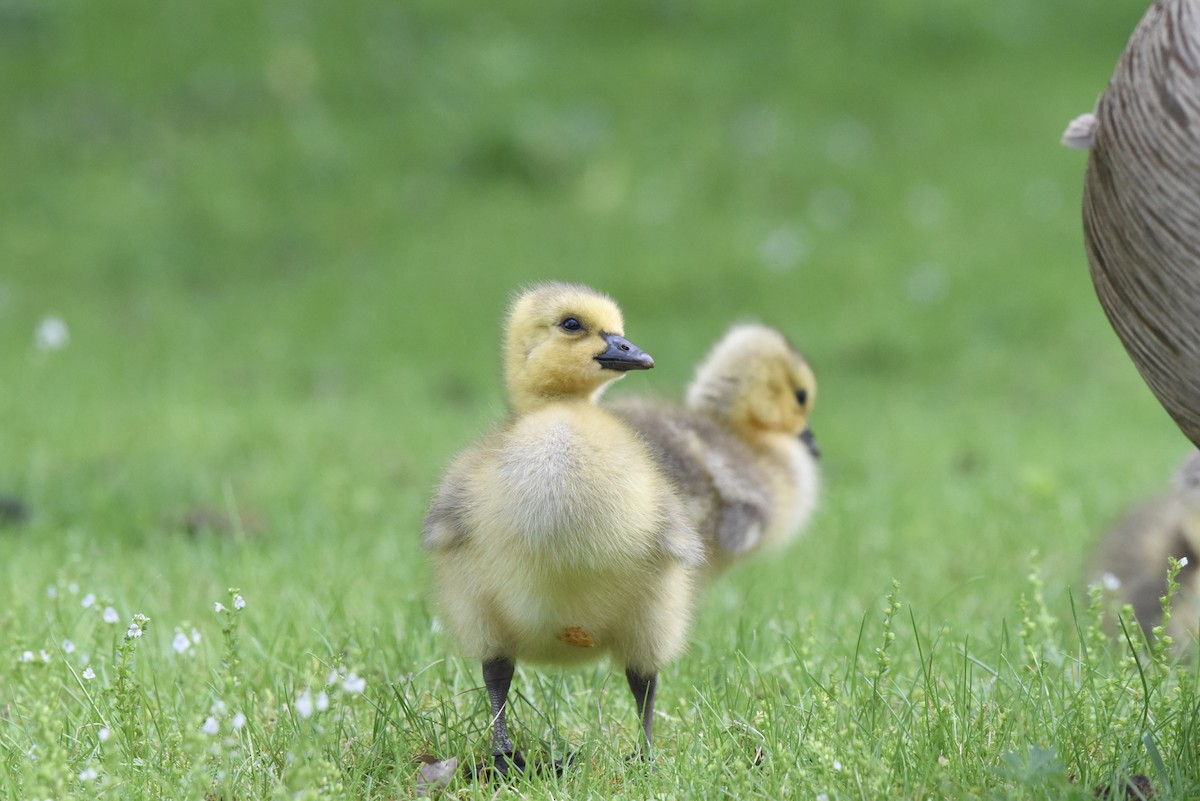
[467,750,526,780]
[535,751,573,776]
[468,750,573,781]
[625,748,654,765]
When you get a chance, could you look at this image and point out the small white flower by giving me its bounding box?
[233,594,246,611]
[172,632,191,654]
[126,622,143,639]
[232,711,246,730]
[214,602,226,613]
[817,794,829,801]
[316,691,330,712]
[295,689,314,719]
[46,585,57,599]
[98,726,110,743]
[79,766,98,782]
[39,650,51,663]
[326,670,339,686]
[82,666,95,680]
[202,716,220,735]
[190,627,201,644]
[832,759,842,772]
[1102,572,1121,591]
[34,316,70,351]
[102,607,119,624]
[68,582,79,595]
[81,593,96,608]
[211,699,227,715]
[342,673,366,694]
[938,754,949,767]
[62,639,76,654]
[20,651,34,663]
[1181,556,1191,568]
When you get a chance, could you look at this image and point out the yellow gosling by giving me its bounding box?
[423,282,702,774]
[614,324,819,576]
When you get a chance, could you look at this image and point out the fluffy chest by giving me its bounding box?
[763,434,819,539]
[471,407,666,561]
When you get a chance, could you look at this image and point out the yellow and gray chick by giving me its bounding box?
[422,282,702,774]
[1091,450,1200,643]
[614,324,820,577]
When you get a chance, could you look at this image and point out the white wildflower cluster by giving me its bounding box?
[215,589,247,616]
[201,699,248,737]
[81,591,121,625]
[120,613,150,643]
[294,687,330,720]
[292,667,368,720]
[17,588,138,675]
[327,666,367,695]
[46,580,81,601]
[19,650,52,664]
[172,626,202,657]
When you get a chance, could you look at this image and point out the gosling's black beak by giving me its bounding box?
[595,333,655,371]
[800,428,820,459]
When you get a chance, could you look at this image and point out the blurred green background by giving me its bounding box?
[0,0,1179,623]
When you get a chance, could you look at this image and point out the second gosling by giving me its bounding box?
[1091,450,1200,643]
[614,324,820,576]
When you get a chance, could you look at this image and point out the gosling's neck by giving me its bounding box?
[506,377,616,416]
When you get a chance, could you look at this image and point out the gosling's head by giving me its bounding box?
[686,324,817,443]
[503,282,654,412]
[1173,450,1200,496]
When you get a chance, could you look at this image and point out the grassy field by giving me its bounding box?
[3,0,1197,798]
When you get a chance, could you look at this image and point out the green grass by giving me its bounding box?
[2,0,1197,797]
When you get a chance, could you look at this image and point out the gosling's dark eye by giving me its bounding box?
[560,317,583,332]
[795,389,808,406]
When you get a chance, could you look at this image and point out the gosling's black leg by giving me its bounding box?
[481,657,525,775]
[625,667,657,761]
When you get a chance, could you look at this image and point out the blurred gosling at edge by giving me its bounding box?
[1091,450,1200,644]
[422,282,703,775]
[614,324,820,577]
